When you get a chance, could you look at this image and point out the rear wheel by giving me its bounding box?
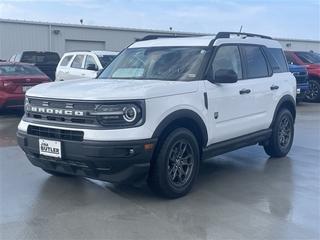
[305,79,320,102]
[264,108,294,158]
[147,128,200,199]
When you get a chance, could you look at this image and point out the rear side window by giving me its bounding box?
[243,46,268,78]
[60,55,74,66]
[71,55,85,69]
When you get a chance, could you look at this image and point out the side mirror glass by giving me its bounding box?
[214,69,238,83]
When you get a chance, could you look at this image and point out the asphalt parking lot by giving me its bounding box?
[0,102,319,240]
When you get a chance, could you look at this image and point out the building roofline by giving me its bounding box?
[1,18,319,42]
[0,18,207,36]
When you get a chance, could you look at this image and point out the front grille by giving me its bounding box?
[28,125,84,141]
[296,77,308,84]
[26,98,99,126]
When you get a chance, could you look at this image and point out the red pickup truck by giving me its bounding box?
[285,51,320,102]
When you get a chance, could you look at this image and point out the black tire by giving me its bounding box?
[305,79,320,102]
[42,169,73,177]
[147,128,200,199]
[264,109,294,158]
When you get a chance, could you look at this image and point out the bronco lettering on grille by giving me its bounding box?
[29,107,84,116]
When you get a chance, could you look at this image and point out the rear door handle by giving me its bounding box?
[270,85,279,90]
[239,89,251,94]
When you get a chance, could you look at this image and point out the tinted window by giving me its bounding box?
[243,46,268,78]
[267,48,288,72]
[98,55,117,68]
[21,52,60,65]
[294,52,320,64]
[60,55,74,66]
[285,53,299,65]
[210,45,242,80]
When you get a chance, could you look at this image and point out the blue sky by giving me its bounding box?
[0,0,319,40]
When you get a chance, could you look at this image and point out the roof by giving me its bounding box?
[130,33,282,49]
[62,50,119,56]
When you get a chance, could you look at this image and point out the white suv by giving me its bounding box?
[17,32,296,198]
[55,50,119,81]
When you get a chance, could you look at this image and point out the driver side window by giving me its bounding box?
[210,45,242,80]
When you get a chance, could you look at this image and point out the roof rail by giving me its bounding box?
[67,50,91,52]
[138,34,197,42]
[215,32,272,40]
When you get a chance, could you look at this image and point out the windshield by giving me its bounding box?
[294,52,320,64]
[98,55,118,68]
[98,47,210,81]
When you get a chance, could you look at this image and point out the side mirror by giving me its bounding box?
[86,64,98,71]
[214,69,238,83]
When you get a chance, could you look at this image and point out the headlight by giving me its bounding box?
[24,96,29,113]
[89,103,143,127]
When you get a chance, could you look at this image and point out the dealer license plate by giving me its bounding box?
[39,139,61,158]
[22,86,32,92]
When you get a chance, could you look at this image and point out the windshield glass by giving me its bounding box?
[295,52,320,64]
[98,47,209,81]
[98,55,118,68]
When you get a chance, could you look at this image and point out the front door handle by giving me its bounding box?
[270,85,279,90]
[239,89,251,94]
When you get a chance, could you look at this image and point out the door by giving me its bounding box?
[68,54,85,80]
[205,45,254,145]
[242,45,278,131]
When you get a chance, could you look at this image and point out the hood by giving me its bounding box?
[26,78,199,100]
[303,63,320,70]
[288,64,307,72]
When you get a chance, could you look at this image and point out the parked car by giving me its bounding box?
[17,32,296,199]
[9,51,60,81]
[288,64,309,104]
[55,50,119,81]
[285,51,320,102]
[0,62,51,109]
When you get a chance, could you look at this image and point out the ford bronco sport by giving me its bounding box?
[17,32,296,198]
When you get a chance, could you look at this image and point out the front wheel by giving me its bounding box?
[305,79,320,102]
[264,109,294,158]
[147,128,200,199]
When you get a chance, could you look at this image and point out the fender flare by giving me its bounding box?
[152,109,208,147]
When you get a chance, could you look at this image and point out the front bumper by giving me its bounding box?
[296,83,309,101]
[17,130,157,183]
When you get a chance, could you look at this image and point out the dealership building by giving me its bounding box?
[0,18,319,61]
